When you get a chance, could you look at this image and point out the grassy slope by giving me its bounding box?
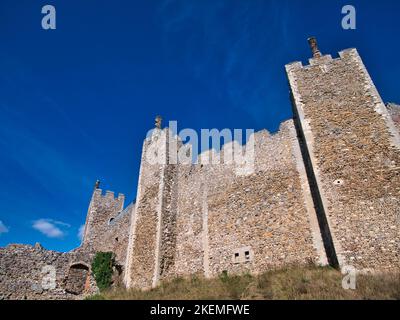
[87,266,400,300]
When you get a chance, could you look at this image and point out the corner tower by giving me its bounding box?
[124,117,179,289]
[81,181,125,250]
[286,38,400,272]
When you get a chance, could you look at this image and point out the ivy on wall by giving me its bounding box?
[91,252,115,292]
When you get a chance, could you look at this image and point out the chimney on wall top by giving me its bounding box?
[307,37,322,58]
[155,115,162,129]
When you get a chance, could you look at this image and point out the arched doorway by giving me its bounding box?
[64,263,90,295]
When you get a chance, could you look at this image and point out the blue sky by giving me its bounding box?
[0,0,399,252]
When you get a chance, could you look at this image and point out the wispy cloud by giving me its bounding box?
[78,224,85,241]
[0,220,9,234]
[32,219,70,239]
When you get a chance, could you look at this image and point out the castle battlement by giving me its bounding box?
[93,188,125,202]
[142,122,290,168]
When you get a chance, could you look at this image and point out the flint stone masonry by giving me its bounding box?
[1,41,399,299]
[82,187,133,266]
[124,128,171,289]
[0,244,96,300]
[0,185,132,300]
[205,122,326,277]
[387,103,400,132]
[286,49,400,272]
[124,120,327,288]
[170,121,326,281]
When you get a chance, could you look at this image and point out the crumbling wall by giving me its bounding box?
[0,244,96,300]
[0,195,132,300]
[286,48,400,272]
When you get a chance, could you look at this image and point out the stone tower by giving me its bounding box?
[286,38,400,272]
[81,181,125,250]
[124,121,179,289]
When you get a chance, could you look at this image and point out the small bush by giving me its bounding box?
[91,252,114,292]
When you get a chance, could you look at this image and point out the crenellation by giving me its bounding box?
[105,190,115,198]
[308,54,333,66]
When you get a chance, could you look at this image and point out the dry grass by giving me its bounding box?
[86,266,400,300]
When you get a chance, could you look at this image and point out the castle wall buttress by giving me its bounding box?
[286,47,400,272]
[124,128,179,289]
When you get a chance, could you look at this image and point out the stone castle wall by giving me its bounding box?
[204,121,326,277]
[124,121,328,288]
[387,103,400,132]
[81,188,132,265]
[123,45,400,289]
[169,120,327,281]
[286,48,400,273]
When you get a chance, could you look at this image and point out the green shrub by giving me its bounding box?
[91,252,114,292]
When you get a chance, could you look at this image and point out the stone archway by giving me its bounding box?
[64,262,90,295]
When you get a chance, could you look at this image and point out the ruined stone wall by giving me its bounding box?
[0,244,96,300]
[286,49,400,273]
[0,191,132,300]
